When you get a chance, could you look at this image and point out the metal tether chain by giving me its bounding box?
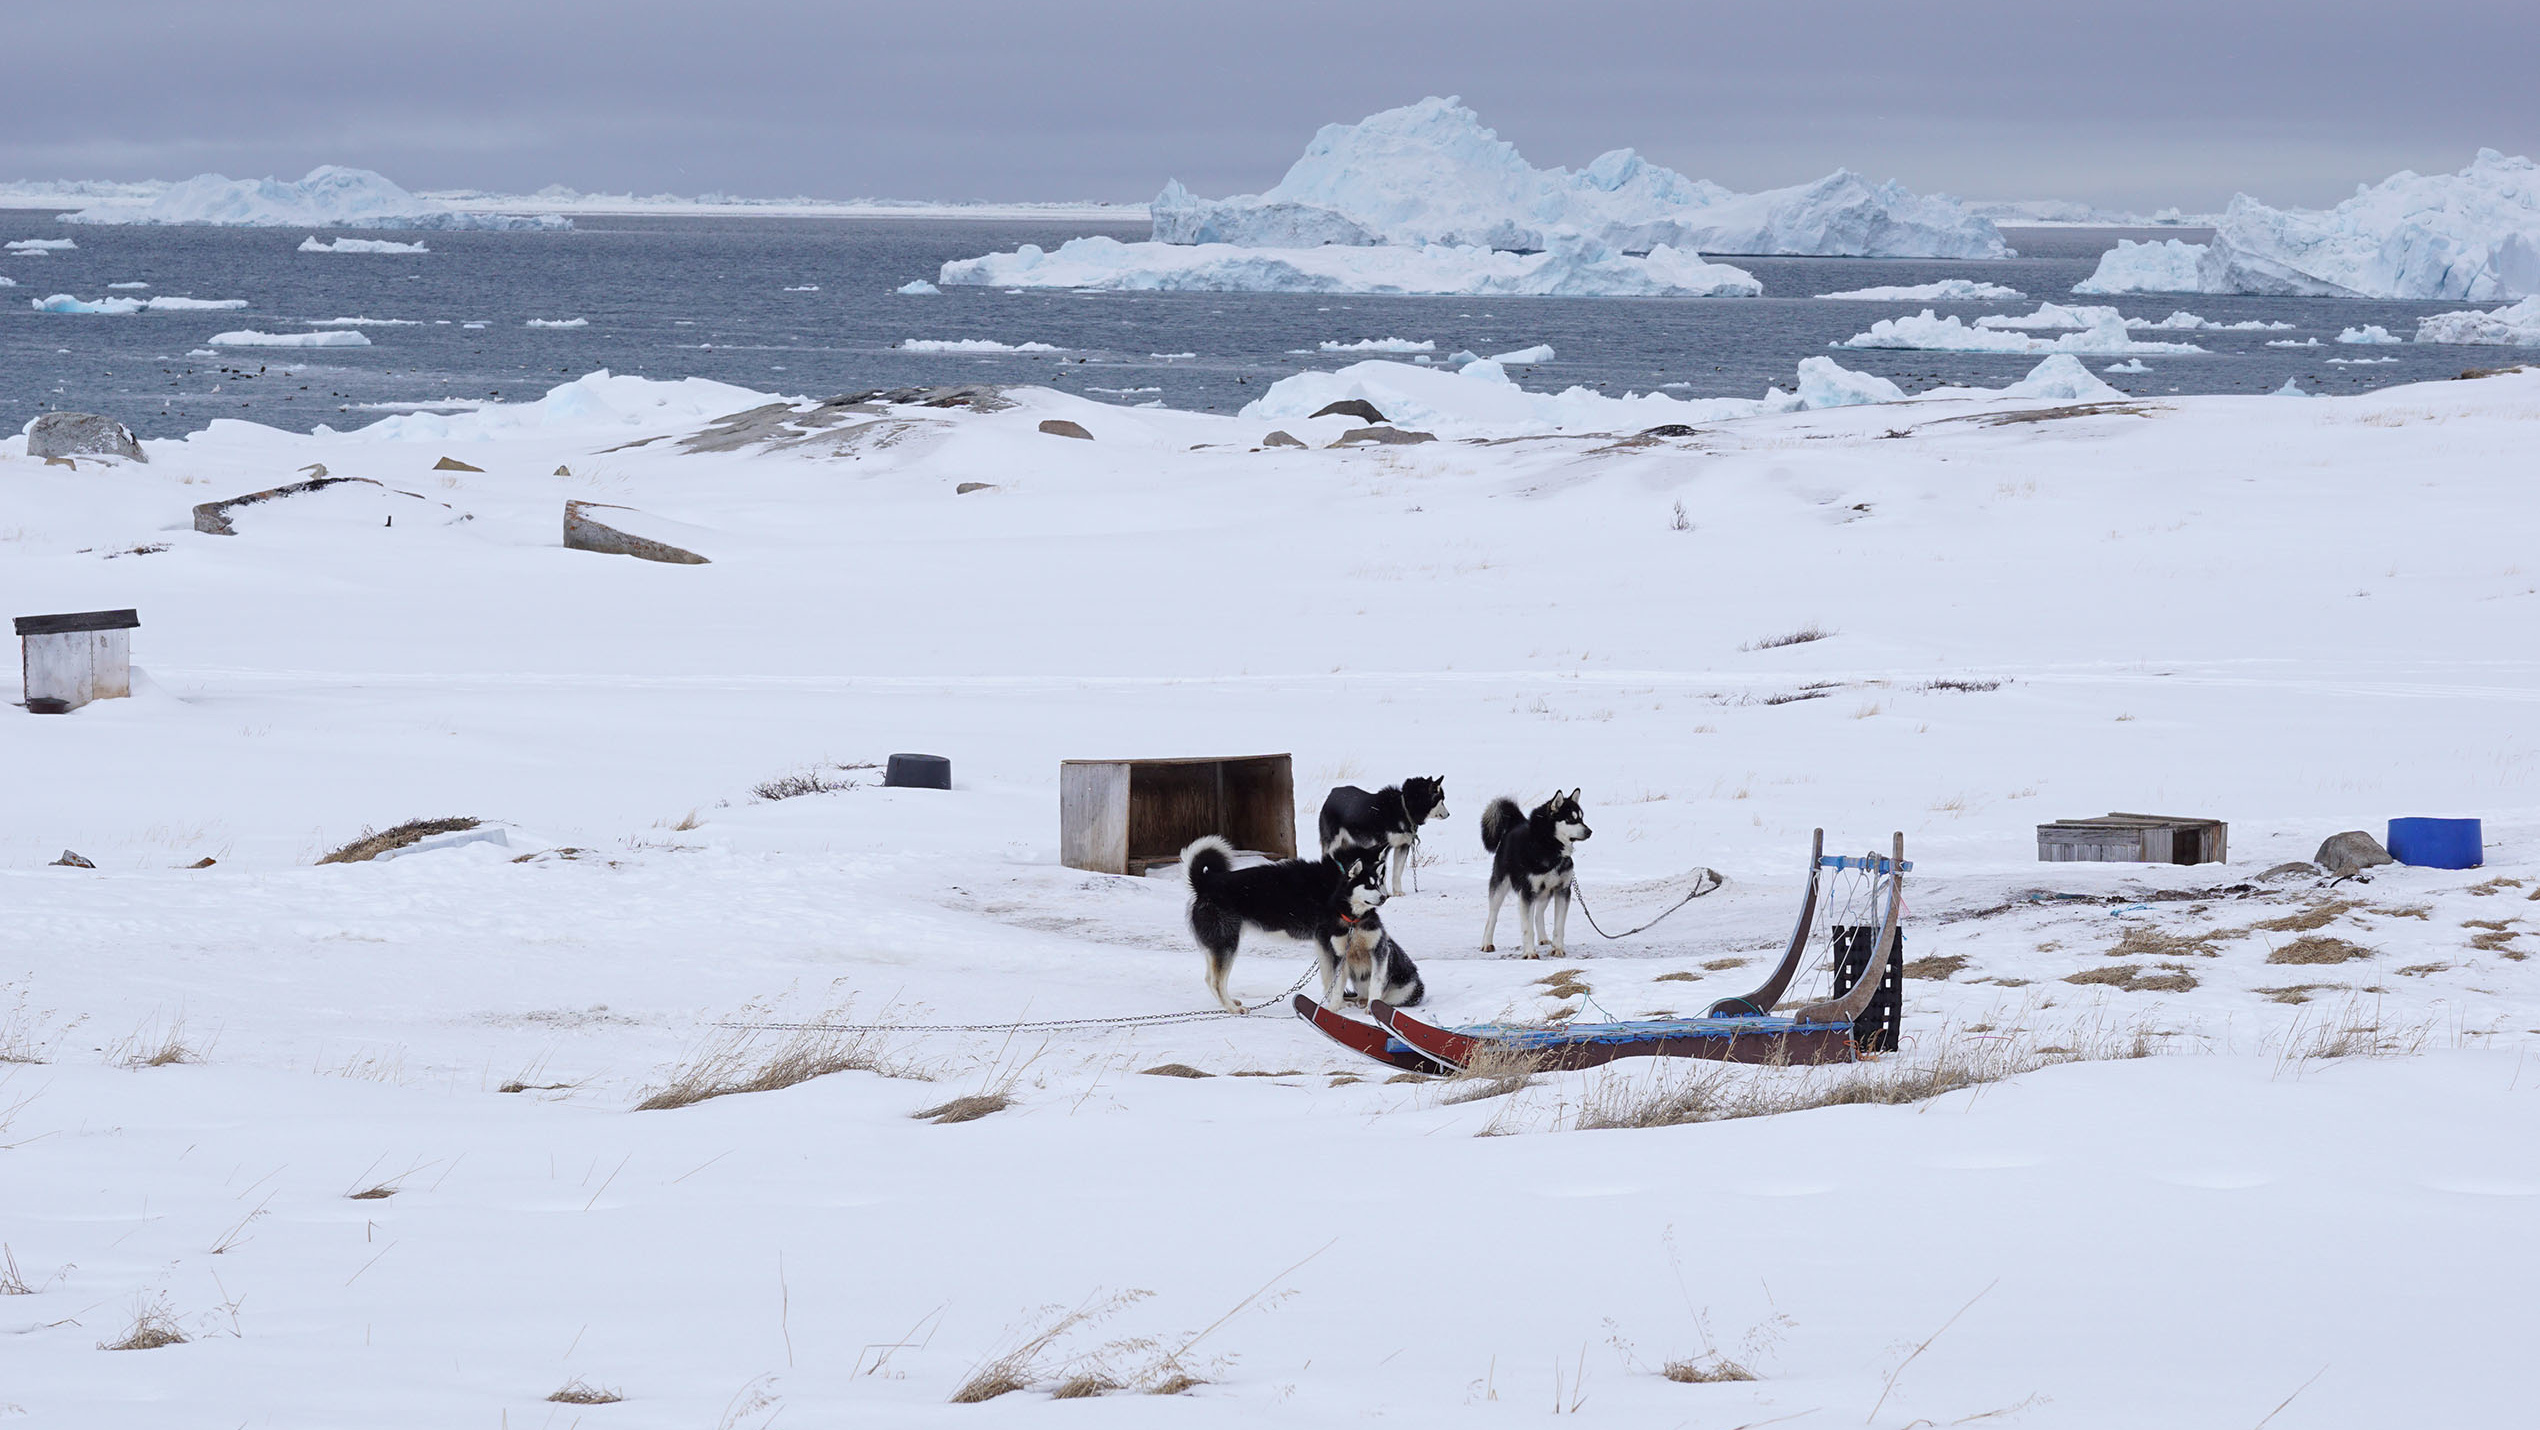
[1574,867,1724,940]
[719,962,1318,1036]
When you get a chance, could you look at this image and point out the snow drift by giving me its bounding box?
[61,166,568,231]
[937,234,1763,298]
[1146,97,2007,259]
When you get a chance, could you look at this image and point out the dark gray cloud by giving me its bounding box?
[6,0,2534,211]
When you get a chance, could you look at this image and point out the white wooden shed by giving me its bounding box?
[16,608,140,714]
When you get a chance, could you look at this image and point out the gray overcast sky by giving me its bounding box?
[6,1,2533,212]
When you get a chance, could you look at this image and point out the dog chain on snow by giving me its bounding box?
[1572,868,1724,940]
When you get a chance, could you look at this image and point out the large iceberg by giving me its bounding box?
[2073,151,2540,300]
[61,166,568,231]
[938,234,1762,297]
[1148,97,2007,259]
[2416,296,2540,346]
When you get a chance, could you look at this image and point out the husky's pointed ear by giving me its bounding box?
[1569,787,1582,802]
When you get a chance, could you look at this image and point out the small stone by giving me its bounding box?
[1262,430,1306,448]
[187,857,217,869]
[955,482,996,495]
[1331,425,1437,447]
[1037,419,1093,440]
[553,465,571,477]
[2314,830,2395,878]
[52,849,95,868]
[433,456,484,472]
[1311,399,1387,424]
[27,412,146,463]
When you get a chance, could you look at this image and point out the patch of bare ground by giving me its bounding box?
[1901,953,1969,979]
[634,1010,916,1111]
[548,1379,622,1405]
[317,817,479,865]
[1137,1063,1211,1078]
[100,1297,188,1351]
[2266,935,2374,966]
[2063,963,2199,993]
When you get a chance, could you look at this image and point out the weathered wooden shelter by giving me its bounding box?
[1060,754,1295,875]
[2036,812,2228,865]
[16,608,139,714]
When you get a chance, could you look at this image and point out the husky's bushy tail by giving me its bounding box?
[1181,835,1247,1013]
[1182,834,1237,894]
[1479,797,1524,853]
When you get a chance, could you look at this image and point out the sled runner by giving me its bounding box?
[1291,993,1457,1074]
[1355,831,1913,1072]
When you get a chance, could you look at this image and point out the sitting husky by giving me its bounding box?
[1328,903,1427,1010]
[1479,789,1593,959]
[1183,836,1390,1014]
[1317,776,1450,897]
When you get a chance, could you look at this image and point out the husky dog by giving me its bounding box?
[1479,789,1593,959]
[1326,906,1427,1010]
[1184,836,1387,1014]
[1318,777,1451,897]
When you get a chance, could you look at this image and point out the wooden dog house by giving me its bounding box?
[1061,754,1295,875]
[2037,813,2228,865]
[16,608,139,714]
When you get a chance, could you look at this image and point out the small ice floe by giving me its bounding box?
[2105,358,2151,373]
[2336,325,2402,345]
[1818,279,2023,302]
[1490,343,1554,363]
[32,293,145,314]
[109,281,150,289]
[310,316,422,326]
[525,317,588,328]
[7,237,75,252]
[0,276,15,287]
[784,284,820,292]
[896,280,941,295]
[299,235,430,254]
[208,329,372,347]
[2325,356,2400,365]
[1149,351,1194,359]
[1841,309,2202,355]
[144,296,248,310]
[462,321,488,328]
[2272,377,2314,396]
[897,338,1062,353]
[2266,337,2322,348]
[1320,337,1433,353]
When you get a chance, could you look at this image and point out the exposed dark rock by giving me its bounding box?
[1331,425,1436,447]
[1311,399,1387,424]
[1037,419,1094,440]
[1261,431,1306,448]
[27,413,145,463]
[563,500,709,564]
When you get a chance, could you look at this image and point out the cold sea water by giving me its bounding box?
[0,212,2495,440]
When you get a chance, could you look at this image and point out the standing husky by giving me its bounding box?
[1183,836,1388,1014]
[1318,777,1451,896]
[1479,789,1593,959]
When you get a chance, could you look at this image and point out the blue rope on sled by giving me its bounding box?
[1448,1015,1856,1049]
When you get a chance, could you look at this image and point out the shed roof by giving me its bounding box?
[15,609,140,637]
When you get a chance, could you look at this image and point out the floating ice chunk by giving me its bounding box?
[2266,337,2322,348]
[208,329,372,347]
[2325,356,2400,364]
[1989,354,2129,401]
[1791,354,1904,407]
[1149,352,1195,360]
[2134,310,2297,331]
[2073,238,2209,294]
[187,348,214,356]
[1490,344,1554,364]
[2335,325,2402,345]
[311,317,423,326]
[6,237,75,252]
[1818,279,2024,301]
[299,235,432,254]
[2272,377,2314,396]
[894,280,942,295]
[66,167,564,230]
[1975,303,2127,330]
[2414,295,2540,345]
[108,281,150,289]
[1152,97,2007,258]
[525,317,588,329]
[939,235,1762,298]
[1320,337,1434,353]
[2196,150,2540,299]
[898,338,1064,353]
[463,321,487,329]
[1838,309,2204,354]
[0,276,15,287]
[783,285,820,292]
[31,293,144,314]
[144,296,248,310]
[2105,358,2151,373]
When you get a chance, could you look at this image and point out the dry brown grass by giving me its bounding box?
[114,1017,202,1068]
[2468,877,2524,896]
[0,1245,54,1296]
[2394,962,2453,977]
[2255,984,2339,1004]
[347,1185,397,1201]
[2267,935,2374,966]
[913,1093,1010,1124]
[548,1379,623,1405]
[2109,924,2239,958]
[949,1290,1154,1403]
[2252,900,2359,933]
[317,816,480,865]
[1743,625,1832,651]
[1653,971,1698,983]
[1700,957,1751,972]
[1662,1357,1756,1383]
[1901,954,1969,979]
[1437,1044,1547,1105]
[1050,1374,1119,1399]
[1384,1071,1434,1084]
[2273,997,2431,1064]
[2063,963,2198,993]
[1536,969,1591,1000]
[100,1297,188,1351]
[1138,1063,1212,1078]
[635,1014,912,1111]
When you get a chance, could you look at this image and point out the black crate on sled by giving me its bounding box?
[1831,925,1903,1054]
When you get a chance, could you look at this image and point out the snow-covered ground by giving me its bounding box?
[7,361,2540,1428]
[936,234,1763,297]
[1149,98,2006,259]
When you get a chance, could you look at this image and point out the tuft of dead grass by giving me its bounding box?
[752,763,878,802]
[1653,971,1698,983]
[346,1185,397,1201]
[1050,1374,1118,1400]
[2251,900,2359,934]
[2063,963,2198,993]
[913,1093,1010,1125]
[1536,969,1591,1000]
[1138,1063,1212,1078]
[114,1017,201,1068]
[548,1379,623,1405]
[1901,954,1969,980]
[2267,935,2374,966]
[2273,996,2430,1064]
[635,1013,913,1111]
[1742,625,1831,651]
[2468,877,2524,896]
[949,1289,1154,1404]
[317,817,480,865]
[1663,1357,1756,1383]
[1700,957,1751,972]
[1,1245,54,1295]
[2109,924,2239,959]
[1437,1044,1546,1105]
[99,1297,188,1351]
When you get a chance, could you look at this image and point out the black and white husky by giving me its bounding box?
[1318,776,1450,896]
[1183,836,1393,1014]
[1329,905,1426,1010]
[1479,789,1593,959]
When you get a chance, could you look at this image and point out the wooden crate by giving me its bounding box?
[1060,754,1295,875]
[16,608,138,714]
[2037,812,2228,865]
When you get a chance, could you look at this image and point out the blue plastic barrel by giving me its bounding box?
[2387,817,2482,869]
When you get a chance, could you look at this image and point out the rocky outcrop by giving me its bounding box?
[27,412,145,463]
[1261,431,1306,448]
[563,500,709,564]
[1037,419,1093,440]
[1311,399,1387,424]
[2314,830,2395,877]
[1332,425,1436,446]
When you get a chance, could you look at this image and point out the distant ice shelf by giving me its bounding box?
[938,235,1763,298]
[60,166,567,231]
